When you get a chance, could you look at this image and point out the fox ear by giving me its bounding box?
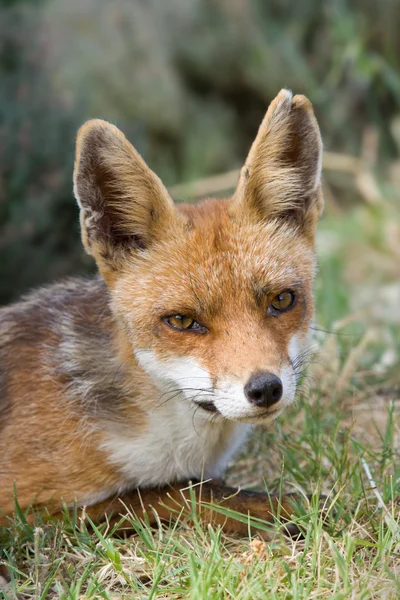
[234,89,324,237]
[74,119,176,279]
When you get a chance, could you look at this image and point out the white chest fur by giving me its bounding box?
[101,398,251,488]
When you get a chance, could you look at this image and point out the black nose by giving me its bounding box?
[244,372,283,408]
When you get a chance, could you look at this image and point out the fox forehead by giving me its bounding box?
[114,198,316,319]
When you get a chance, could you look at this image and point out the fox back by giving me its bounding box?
[0,90,324,520]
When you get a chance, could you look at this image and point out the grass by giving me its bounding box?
[1,176,399,599]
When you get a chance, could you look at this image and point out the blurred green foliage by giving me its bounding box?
[1,0,399,303]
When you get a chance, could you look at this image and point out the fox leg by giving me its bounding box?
[66,481,303,538]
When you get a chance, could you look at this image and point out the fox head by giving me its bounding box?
[74,90,323,425]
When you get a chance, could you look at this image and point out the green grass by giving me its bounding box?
[1,190,399,599]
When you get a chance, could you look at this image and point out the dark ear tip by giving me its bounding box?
[76,119,124,155]
[78,118,116,134]
[266,90,316,129]
[292,95,313,112]
[269,89,293,113]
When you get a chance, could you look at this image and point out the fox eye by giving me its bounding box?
[269,291,296,313]
[164,315,207,333]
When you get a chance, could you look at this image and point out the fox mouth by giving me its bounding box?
[195,401,282,423]
[195,400,219,414]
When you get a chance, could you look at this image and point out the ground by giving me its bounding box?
[1,170,399,599]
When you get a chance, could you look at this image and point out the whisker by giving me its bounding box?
[310,325,360,338]
[191,405,203,438]
[150,386,216,411]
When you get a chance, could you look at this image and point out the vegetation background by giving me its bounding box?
[1,0,400,303]
[0,0,399,598]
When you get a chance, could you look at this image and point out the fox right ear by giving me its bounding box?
[234,89,324,238]
[74,120,176,280]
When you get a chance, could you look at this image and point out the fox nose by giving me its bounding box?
[244,372,283,409]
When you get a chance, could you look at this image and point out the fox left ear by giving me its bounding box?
[73,119,176,282]
[234,89,324,238]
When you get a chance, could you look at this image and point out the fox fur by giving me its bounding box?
[0,90,324,535]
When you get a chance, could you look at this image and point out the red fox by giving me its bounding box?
[0,90,323,537]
